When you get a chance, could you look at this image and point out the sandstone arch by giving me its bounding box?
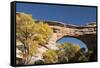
[39,20,97,51]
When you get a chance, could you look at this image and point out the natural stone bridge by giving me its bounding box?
[35,20,97,51]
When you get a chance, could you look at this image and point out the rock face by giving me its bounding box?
[45,33,59,50]
[42,20,96,51]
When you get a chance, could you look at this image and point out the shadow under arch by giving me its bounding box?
[56,36,88,52]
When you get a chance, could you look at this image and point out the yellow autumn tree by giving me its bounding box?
[34,22,53,46]
[43,49,58,64]
[16,13,38,64]
[16,13,53,64]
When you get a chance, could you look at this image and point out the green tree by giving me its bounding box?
[56,50,68,63]
[43,49,58,64]
[63,42,80,61]
[62,42,88,62]
[69,49,88,62]
[56,42,81,62]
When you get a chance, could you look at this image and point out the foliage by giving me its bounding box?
[56,42,81,62]
[29,41,39,56]
[43,49,58,64]
[33,22,53,46]
[16,13,53,64]
[56,42,96,63]
[56,50,68,63]
[69,49,88,62]
[34,60,45,65]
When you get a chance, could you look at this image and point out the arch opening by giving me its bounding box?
[57,36,88,52]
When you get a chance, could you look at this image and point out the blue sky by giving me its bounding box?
[16,2,96,50]
[16,2,96,26]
